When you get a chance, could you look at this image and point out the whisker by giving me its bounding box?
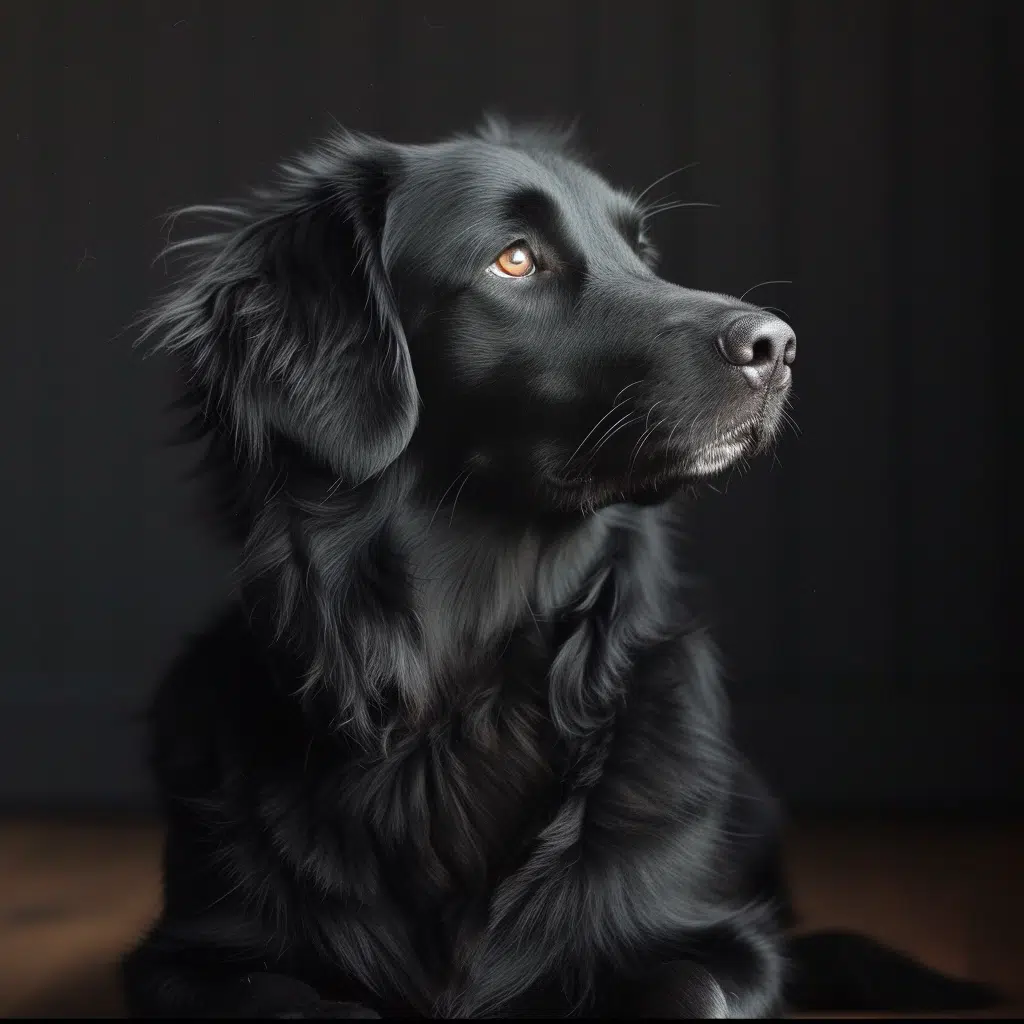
[664,414,686,452]
[587,414,645,463]
[613,379,644,404]
[739,279,792,303]
[629,415,668,480]
[643,401,662,433]
[779,406,802,439]
[643,201,720,218]
[758,305,792,320]
[634,162,700,205]
[628,420,657,476]
[562,384,642,470]
[669,410,707,454]
[587,410,641,457]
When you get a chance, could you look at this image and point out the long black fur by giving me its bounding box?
[122,118,999,1018]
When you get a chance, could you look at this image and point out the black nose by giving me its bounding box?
[715,312,796,391]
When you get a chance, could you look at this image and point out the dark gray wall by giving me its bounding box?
[0,0,1017,812]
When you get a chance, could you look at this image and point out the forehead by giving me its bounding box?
[382,138,638,269]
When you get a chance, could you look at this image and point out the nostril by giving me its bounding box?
[750,335,776,366]
[714,334,738,366]
[783,338,797,365]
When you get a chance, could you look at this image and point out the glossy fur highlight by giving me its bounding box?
[123,120,999,1019]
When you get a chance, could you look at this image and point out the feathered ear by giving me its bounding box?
[144,132,418,484]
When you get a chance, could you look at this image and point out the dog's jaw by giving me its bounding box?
[686,438,752,477]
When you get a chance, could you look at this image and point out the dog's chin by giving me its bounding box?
[679,418,766,479]
[683,438,752,478]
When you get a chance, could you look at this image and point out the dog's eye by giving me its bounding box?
[488,243,536,279]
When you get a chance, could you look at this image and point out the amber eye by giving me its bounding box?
[488,242,536,279]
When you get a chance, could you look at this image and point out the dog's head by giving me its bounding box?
[149,118,794,515]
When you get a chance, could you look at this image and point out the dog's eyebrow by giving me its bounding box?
[501,188,561,235]
[500,188,585,268]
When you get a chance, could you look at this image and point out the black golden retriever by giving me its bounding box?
[122,118,996,1018]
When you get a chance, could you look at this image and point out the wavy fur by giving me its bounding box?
[123,122,999,1019]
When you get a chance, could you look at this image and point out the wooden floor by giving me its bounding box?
[0,818,1020,1018]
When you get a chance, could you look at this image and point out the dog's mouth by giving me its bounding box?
[714,418,759,446]
[541,413,772,504]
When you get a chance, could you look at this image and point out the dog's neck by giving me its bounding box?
[397,492,617,685]
[240,452,688,736]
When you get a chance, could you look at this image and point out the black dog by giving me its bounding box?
[123,118,996,1018]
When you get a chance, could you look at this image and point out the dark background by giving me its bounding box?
[0,0,1017,814]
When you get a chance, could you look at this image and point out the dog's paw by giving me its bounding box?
[632,960,731,1018]
[275,1001,380,1019]
[673,962,730,1018]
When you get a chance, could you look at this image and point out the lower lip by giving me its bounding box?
[717,421,755,443]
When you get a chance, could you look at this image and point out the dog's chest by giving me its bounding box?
[370,661,564,977]
[412,693,557,884]
[450,693,559,864]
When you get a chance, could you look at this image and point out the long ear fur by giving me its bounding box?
[142,131,418,486]
[140,133,427,739]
